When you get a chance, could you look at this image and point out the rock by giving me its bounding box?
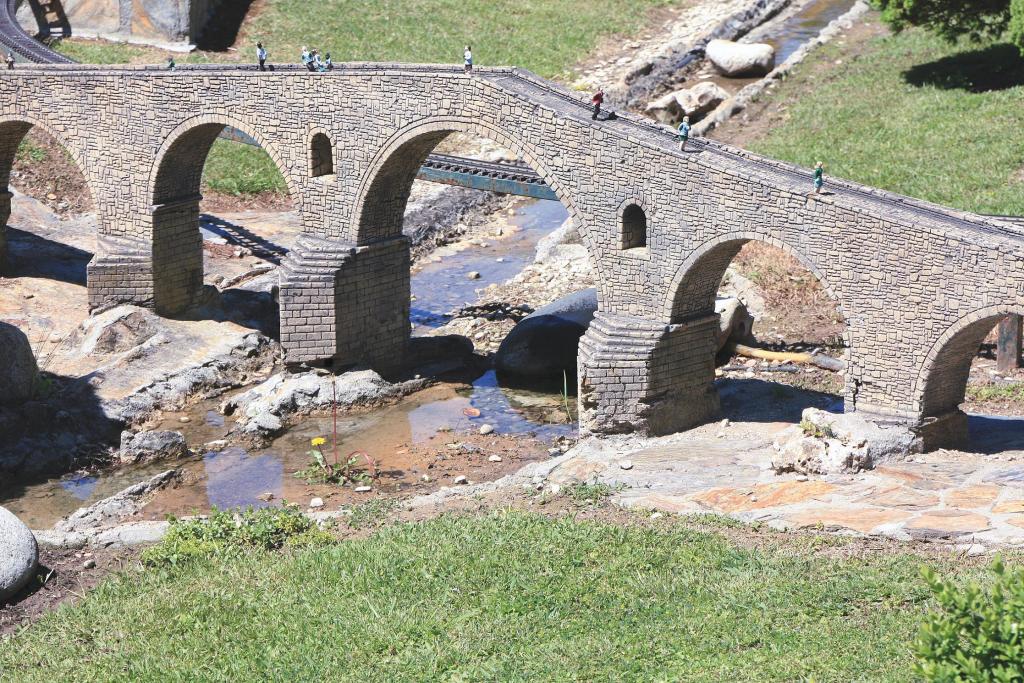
[0,322,38,406]
[715,296,755,349]
[179,416,191,423]
[0,506,38,602]
[479,424,495,435]
[673,82,729,118]
[76,306,161,356]
[535,218,581,263]
[118,430,189,464]
[495,288,597,378]
[257,492,274,502]
[706,39,776,77]
[467,271,481,280]
[771,408,922,475]
[454,475,468,485]
[83,559,96,569]
[309,497,324,509]
[243,411,283,436]
[644,90,683,124]
[619,460,634,470]
[354,486,372,493]
[54,470,176,532]
[488,454,503,462]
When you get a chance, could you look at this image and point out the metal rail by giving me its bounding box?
[0,0,72,63]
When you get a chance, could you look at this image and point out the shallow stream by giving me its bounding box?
[1,198,575,528]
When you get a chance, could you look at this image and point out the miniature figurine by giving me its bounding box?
[813,161,824,194]
[678,115,691,151]
[591,87,604,120]
[166,57,176,71]
[256,42,267,71]
[464,45,473,73]
[5,51,14,70]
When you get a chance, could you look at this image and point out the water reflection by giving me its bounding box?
[203,447,283,510]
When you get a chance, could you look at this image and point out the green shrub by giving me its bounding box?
[142,506,334,567]
[914,558,1024,682]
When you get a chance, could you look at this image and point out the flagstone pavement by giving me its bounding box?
[546,417,1024,549]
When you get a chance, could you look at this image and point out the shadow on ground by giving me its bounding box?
[5,228,91,285]
[717,377,843,423]
[903,43,1024,92]
[195,1,258,51]
[200,214,289,264]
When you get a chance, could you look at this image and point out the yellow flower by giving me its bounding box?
[311,437,326,447]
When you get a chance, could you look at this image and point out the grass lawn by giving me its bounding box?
[0,512,993,681]
[44,0,676,199]
[742,24,1024,215]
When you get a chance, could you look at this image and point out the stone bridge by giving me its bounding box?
[2,63,1023,448]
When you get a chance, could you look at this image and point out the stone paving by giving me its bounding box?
[546,416,1024,548]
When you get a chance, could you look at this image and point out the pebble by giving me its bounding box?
[83,559,96,569]
[22,293,33,299]
[454,475,468,485]
[619,460,633,470]
[467,271,481,280]
[720,419,730,428]
[179,416,191,423]
[421,474,431,482]
[488,454,503,463]
[548,483,561,495]
[354,486,372,493]
[547,448,561,457]
[479,424,494,435]
[309,497,324,509]
[496,257,505,262]
[795,475,808,482]
[436,424,452,433]
[257,492,274,501]
[48,332,62,343]
[650,512,663,520]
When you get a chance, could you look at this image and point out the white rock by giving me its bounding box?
[309,497,324,509]
[644,90,682,124]
[454,475,468,485]
[479,424,495,435]
[354,486,372,493]
[706,39,776,77]
[0,506,38,602]
[488,454,503,462]
[467,271,481,280]
[673,82,729,118]
[650,512,663,520]
[83,559,96,569]
[619,460,634,470]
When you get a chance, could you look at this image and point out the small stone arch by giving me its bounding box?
[913,305,1024,418]
[308,129,335,179]
[616,196,650,251]
[350,116,589,248]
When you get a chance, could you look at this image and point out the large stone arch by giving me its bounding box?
[912,304,1024,446]
[350,116,590,248]
[0,114,96,270]
[147,114,300,314]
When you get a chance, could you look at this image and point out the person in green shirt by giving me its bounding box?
[813,161,824,194]
[678,116,691,151]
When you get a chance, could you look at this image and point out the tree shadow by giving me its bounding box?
[903,43,1024,93]
[195,0,258,51]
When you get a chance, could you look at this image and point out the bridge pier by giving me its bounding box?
[578,312,721,436]
[280,236,410,375]
[86,236,155,311]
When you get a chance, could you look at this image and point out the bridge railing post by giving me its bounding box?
[577,312,720,436]
[280,235,410,375]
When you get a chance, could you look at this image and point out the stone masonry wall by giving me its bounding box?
[1,64,1023,445]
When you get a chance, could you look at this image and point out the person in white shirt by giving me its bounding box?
[464,45,473,73]
[256,42,267,71]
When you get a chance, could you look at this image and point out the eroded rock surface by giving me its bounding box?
[0,321,38,405]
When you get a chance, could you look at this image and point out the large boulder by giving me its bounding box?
[674,82,729,118]
[644,91,683,124]
[496,288,598,378]
[706,39,776,77]
[0,321,38,405]
[0,506,38,603]
[771,408,923,475]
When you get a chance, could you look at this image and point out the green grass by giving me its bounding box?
[746,27,1024,215]
[241,0,673,81]
[967,382,1024,402]
[0,512,997,681]
[201,138,288,196]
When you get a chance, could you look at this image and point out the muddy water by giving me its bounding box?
[1,198,576,528]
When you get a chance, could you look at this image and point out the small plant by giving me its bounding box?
[913,558,1024,682]
[142,506,334,568]
[799,419,836,439]
[346,498,398,530]
[564,482,617,506]
[296,437,377,486]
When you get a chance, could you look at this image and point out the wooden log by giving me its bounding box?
[997,314,1022,373]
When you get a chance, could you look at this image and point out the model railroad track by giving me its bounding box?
[0,0,72,63]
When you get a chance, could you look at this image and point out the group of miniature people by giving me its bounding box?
[301,46,333,72]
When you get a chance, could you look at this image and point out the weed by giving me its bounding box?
[563,482,618,506]
[346,498,398,529]
[800,419,836,439]
[141,506,334,568]
[296,437,377,486]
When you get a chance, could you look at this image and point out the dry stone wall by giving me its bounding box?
[1,64,1022,447]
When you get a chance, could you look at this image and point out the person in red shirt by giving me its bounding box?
[591,88,604,120]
